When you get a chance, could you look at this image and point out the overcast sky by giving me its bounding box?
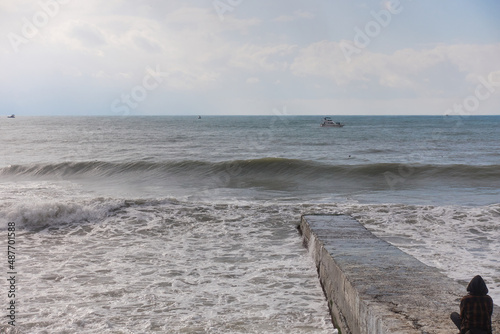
[1,0,500,116]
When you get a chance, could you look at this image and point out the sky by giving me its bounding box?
[1,0,500,116]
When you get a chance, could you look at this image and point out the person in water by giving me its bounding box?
[451,275,493,334]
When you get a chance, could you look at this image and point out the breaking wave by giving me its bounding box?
[2,159,499,187]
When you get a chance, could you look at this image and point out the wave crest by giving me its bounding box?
[2,159,499,190]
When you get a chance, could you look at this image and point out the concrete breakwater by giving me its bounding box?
[300,215,500,334]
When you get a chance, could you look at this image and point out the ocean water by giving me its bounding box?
[0,115,499,333]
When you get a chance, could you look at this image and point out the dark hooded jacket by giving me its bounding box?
[460,275,493,334]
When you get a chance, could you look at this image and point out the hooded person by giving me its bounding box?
[450,275,493,334]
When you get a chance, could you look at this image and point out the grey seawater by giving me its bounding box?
[2,115,500,204]
[1,115,499,332]
[2,115,500,167]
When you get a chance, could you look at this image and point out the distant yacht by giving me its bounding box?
[320,117,343,127]
[198,115,201,119]
[7,114,15,118]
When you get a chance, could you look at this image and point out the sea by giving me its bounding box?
[0,115,499,333]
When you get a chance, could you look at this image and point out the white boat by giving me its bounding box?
[320,117,343,127]
[7,114,15,118]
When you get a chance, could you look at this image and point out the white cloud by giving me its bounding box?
[295,10,315,19]
[442,44,500,82]
[133,35,163,53]
[70,21,107,48]
[272,9,314,22]
[59,65,83,77]
[230,44,298,71]
[290,41,500,96]
[272,15,295,23]
[2,3,261,91]
[286,97,458,115]
[1,1,499,115]
[290,40,353,84]
[164,6,260,34]
[246,77,260,84]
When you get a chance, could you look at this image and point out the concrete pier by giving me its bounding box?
[300,214,500,334]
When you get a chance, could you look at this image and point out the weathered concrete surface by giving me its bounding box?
[300,214,500,334]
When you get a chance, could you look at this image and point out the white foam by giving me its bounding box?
[0,182,126,230]
[11,200,333,333]
[2,179,498,332]
[347,203,500,302]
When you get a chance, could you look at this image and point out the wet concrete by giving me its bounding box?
[300,214,500,334]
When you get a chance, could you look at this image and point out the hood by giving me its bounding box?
[467,275,489,296]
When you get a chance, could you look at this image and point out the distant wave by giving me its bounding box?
[352,148,400,154]
[2,159,500,189]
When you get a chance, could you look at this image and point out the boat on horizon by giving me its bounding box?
[7,114,15,118]
[320,117,343,127]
